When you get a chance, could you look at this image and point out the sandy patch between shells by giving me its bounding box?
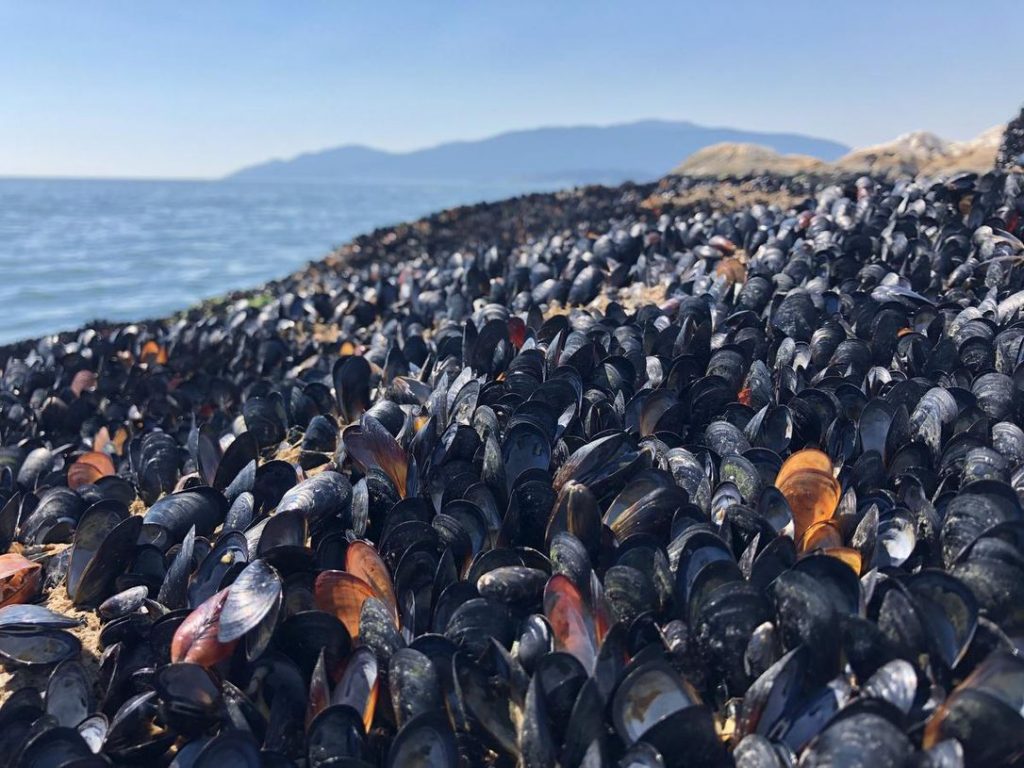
[0,584,104,706]
[545,281,668,319]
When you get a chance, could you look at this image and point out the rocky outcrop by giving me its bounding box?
[673,126,1005,179]
[672,143,827,178]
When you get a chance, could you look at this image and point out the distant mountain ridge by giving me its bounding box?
[226,120,849,185]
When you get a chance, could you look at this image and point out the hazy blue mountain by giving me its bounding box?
[225,120,848,185]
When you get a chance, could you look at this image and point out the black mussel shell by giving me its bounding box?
[142,487,228,548]
[0,629,82,667]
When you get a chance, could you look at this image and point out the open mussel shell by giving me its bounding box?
[611,659,727,768]
[611,659,700,744]
[0,603,83,630]
[257,509,314,572]
[0,629,81,667]
[757,487,794,538]
[739,646,807,739]
[213,431,258,495]
[904,570,977,669]
[605,479,685,542]
[502,422,552,493]
[195,423,223,488]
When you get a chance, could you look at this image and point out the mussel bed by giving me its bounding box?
[1,169,1024,767]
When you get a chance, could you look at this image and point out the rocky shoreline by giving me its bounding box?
[0,175,815,360]
[1,163,1024,766]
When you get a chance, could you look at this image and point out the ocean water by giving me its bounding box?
[0,177,554,344]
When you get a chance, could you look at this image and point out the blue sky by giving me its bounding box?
[1,1,1020,178]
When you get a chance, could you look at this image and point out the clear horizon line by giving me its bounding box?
[0,173,592,186]
[0,173,217,183]
[1,115,858,182]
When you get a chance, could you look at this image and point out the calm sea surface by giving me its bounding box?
[0,177,555,344]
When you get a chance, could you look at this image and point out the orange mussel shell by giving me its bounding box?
[67,451,116,490]
[776,449,840,542]
[140,340,168,365]
[0,553,42,608]
[776,448,834,485]
[344,541,398,625]
[314,570,377,641]
[797,519,844,552]
[543,574,599,672]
